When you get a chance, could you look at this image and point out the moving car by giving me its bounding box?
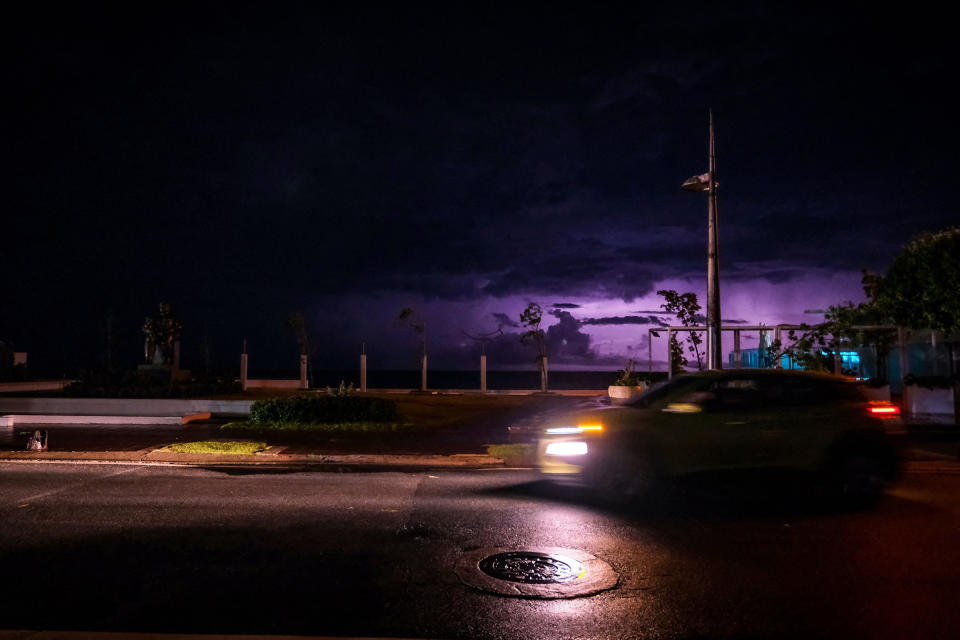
[537,370,902,503]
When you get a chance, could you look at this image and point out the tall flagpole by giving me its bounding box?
[706,110,722,369]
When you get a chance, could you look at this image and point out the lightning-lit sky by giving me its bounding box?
[4,3,959,374]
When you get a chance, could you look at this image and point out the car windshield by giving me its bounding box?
[625,375,706,408]
[624,372,868,410]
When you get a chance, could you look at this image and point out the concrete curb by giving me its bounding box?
[1,415,189,426]
[903,461,960,474]
[0,449,507,470]
[1,451,957,474]
[0,631,433,640]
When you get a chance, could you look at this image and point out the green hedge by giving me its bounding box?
[249,395,399,424]
[222,421,409,433]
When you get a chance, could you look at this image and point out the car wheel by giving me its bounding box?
[585,449,656,504]
[830,452,887,506]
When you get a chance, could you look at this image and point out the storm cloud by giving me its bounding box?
[581,315,667,326]
[5,4,959,373]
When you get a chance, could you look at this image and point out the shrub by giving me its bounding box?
[614,360,637,386]
[249,395,399,424]
[222,421,409,433]
[326,380,355,397]
[614,359,648,386]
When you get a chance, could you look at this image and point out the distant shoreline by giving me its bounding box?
[250,369,670,391]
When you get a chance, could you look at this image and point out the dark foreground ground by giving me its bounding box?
[2,463,959,639]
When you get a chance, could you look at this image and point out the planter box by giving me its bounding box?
[608,385,646,405]
[903,384,955,421]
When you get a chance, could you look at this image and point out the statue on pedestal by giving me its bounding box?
[142,317,156,364]
[142,302,182,367]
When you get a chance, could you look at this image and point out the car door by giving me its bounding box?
[651,375,777,474]
[700,376,789,470]
[761,377,858,469]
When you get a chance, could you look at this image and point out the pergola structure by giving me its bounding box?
[648,324,904,380]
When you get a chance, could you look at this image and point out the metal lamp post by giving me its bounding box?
[682,109,723,370]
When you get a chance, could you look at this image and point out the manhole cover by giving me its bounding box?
[479,551,582,584]
[455,546,618,599]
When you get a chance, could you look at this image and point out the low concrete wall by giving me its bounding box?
[245,379,304,390]
[1,415,186,427]
[0,398,253,417]
[0,381,73,393]
[903,385,955,422]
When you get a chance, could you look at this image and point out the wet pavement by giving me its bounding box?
[2,463,960,639]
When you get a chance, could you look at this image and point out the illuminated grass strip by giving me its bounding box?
[165,441,267,455]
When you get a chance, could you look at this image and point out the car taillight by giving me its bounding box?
[868,404,900,417]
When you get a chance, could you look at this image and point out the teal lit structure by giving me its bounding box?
[729,348,860,372]
[726,328,862,374]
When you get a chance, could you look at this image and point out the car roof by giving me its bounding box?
[673,369,850,383]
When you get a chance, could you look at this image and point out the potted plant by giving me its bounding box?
[608,359,648,405]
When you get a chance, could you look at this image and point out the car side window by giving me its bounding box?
[765,378,835,406]
[707,378,762,411]
[630,377,704,408]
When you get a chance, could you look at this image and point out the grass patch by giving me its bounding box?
[165,441,267,455]
[486,443,535,466]
[221,420,417,433]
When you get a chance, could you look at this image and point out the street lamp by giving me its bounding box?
[682,110,722,370]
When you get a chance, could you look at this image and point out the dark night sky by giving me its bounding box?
[4,3,959,375]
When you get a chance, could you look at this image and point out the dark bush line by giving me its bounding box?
[63,370,241,398]
[221,420,412,433]
[249,395,399,424]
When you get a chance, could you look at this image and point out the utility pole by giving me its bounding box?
[706,110,722,370]
[683,110,723,370]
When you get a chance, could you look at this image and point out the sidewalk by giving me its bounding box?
[2,422,959,473]
[2,390,957,472]
[0,449,508,470]
[0,420,515,469]
[0,631,430,640]
[0,395,591,469]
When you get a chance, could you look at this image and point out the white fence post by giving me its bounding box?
[480,354,487,392]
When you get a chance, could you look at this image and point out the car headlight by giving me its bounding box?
[545,441,588,456]
[545,424,603,434]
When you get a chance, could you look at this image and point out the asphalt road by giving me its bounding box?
[2,463,959,639]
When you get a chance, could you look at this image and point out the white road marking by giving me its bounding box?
[14,465,144,505]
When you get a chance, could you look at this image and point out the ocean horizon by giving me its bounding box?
[247,368,670,390]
